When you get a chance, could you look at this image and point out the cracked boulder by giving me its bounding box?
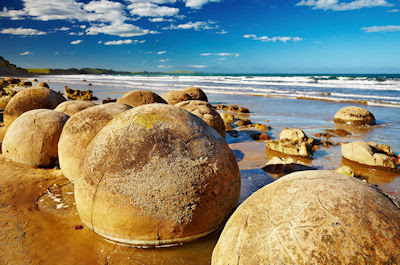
[74,104,240,247]
[54,100,95,116]
[212,170,400,265]
[117,90,166,107]
[175,100,226,138]
[183,86,208,102]
[162,90,193,105]
[2,109,69,167]
[334,106,376,125]
[58,103,131,182]
[266,128,314,157]
[341,141,397,169]
[3,86,66,129]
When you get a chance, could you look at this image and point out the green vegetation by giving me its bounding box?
[27,69,51,74]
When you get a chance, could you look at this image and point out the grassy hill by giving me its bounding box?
[0,57,28,76]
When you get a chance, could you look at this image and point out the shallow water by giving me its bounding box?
[3,75,398,264]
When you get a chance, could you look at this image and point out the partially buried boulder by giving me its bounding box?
[183,86,208,102]
[266,128,314,157]
[262,156,313,174]
[341,141,397,169]
[37,81,49,88]
[162,90,193,105]
[58,103,131,182]
[54,100,95,116]
[175,100,226,138]
[3,86,66,128]
[2,109,69,167]
[117,90,166,107]
[74,104,240,246]
[334,106,376,125]
[212,170,400,265]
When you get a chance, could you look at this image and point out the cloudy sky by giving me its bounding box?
[0,0,399,73]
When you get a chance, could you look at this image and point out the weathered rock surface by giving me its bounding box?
[58,103,131,182]
[334,106,376,125]
[54,100,95,116]
[74,104,240,246]
[175,100,226,138]
[2,109,69,167]
[183,86,208,102]
[162,90,193,105]
[3,87,66,128]
[266,128,314,157]
[341,141,397,168]
[117,90,166,107]
[212,170,400,265]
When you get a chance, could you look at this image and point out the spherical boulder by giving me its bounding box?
[74,104,240,246]
[117,90,166,107]
[2,109,69,167]
[58,103,131,182]
[183,86,208,102]
[212,170,400,265]
[37,81,49,88]
[175,100,226,138]
[3,87,66,128]
[162,90,193,105]
[334,106,376,125]
[54,100,95,116]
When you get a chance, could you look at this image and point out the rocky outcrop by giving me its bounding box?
[266,128,315,157]
[0,57,28,76]
[341,141,397,169]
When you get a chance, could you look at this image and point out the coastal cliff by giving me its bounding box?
[0,56,28,76]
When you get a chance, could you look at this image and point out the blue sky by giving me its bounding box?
[0,0,399,73]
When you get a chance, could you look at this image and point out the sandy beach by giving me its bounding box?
[1,75,400,264]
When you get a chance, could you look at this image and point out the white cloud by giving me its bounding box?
[159,58,170,62]
[57,26,70,31]
[387,8,399,12]
[183,0,220,9]
[70,39,82,45]
[0,7,26,20]
[20,51,33,55]
[69,32,84,36]
[163,21,214,30]
[188,64,208,68]
[0,27,46,35]
[296,0,392,11]
[157,50,166,54]
[128,2,179,17]
[201,52,239,57]
[149,17,174,22]
[104,39,133,45]
[98,41,102,44]
[243,34,302,43]
[134,39,146,44]
[86,22,156,37]
[216,29,228,34]
[80,25,87,29]
[362,25,400,32]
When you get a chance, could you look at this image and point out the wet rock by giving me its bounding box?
[4,77,20,85]
[262,156,314,174]
[175,100,226,138]
[3,87,66,128]
[19,81,32,87]
[74,104,240,247]
[183,86,208,102]
[0,79,9,88]
[54,100,95,116]
[102,97,117,104]
[334,106,376,125]
[226,130,239,138]
[220,112,234,125]
[235,119,252,127]
[37,82,49,88]
[335,165,355,177]
[249,132,271,141]
[117,90,166,107]
[162,90,193,105]
[237,107,250,114]
[2,109,69,167]
[253,123,269,131]
[64,86,98,100]
[341,141,397,169]
[325,128,351,137]
[212,170,400,265]
[58,103,131,182]
[215,104,228,110]
[266,128,313,157]
[224,105,239,111]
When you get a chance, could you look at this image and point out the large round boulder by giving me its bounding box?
[117,90,166,107]
[3,87,66,128]
[58,103,131,182]
[2,109,69,167]
[212,170,400,264]
[175,100,226,138]
[162,90,193,105]
[54,100,95,116]
[334,106,376,125]
[183,86,208,102]
[74,104,240,246]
